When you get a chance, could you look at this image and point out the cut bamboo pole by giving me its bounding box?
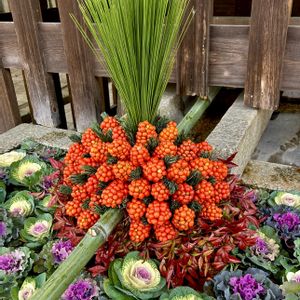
[31,209,123,300]
[177,87,221,133]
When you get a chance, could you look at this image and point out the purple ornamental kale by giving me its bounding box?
[62,278,99,300]
[0,249,25,274]
[273,212,300,231]
[229,274,265,300]
[265,206,300,245]
[254,238,269,255]
[51,240,74,264]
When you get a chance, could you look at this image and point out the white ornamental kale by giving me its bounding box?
[4,191,35,218]
[274,192,300,208]
[104,251,166,299]
[20,213,53,244]
[0,151,26,168]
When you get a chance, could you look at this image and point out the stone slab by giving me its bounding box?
[242,160,300,191]
[0,123,74,153]
[252,112,300,167]
[207,93,273,174]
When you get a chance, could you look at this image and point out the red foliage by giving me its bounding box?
[83,182,260,290]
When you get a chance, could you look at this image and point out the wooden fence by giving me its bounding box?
[0,0,298,134]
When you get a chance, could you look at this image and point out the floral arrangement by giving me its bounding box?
[60,116,231,243]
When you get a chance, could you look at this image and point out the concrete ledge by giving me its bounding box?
[242,160,300,191]
[0,124,74,153]
[207,93,273,174]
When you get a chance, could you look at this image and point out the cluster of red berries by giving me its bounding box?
[62,116,231,242]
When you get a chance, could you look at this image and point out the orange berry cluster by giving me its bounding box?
[62,116,231,240]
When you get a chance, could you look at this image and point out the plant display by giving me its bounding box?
[62,277,100,300]
[104,251,166,299]
[204,268,283,300]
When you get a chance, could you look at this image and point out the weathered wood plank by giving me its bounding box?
[177,0,213,98]
[0,68,21,133]
[9,0,62,127]
[57,0,102,131]
[2,22,300,91]
[244,0,293,110]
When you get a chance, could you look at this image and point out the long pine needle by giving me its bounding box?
[73,0,194,129]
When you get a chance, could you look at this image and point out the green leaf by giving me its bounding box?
[103,279,136,300]
[35,273,47,288]
[109,259,122,286]
[69,134,82,143]
[0,181,6,203]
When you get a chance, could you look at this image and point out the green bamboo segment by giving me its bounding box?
[31,209,123,300]
[177,87,221,133]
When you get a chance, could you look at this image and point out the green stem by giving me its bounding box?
[31,209,123,300]
[177,87,221,133]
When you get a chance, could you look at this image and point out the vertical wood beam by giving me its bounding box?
[177,0,213,98]
[9,0,62,127]
[57,0,102,132]
[244,0,293,110]
[0,69,21,133]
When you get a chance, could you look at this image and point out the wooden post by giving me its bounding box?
[244,0,293,110]
[57,0,102,132]
[0,69,21,133]
[177,0,213,98]
[9,0,62,127]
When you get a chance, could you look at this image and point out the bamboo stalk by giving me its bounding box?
[31,209,123,300]
[177,87,221,133]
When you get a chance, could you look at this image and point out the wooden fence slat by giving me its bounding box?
[57,0,102,131]
[2,22,300,91]
[244,0,293,110]
[9,0,62,127]
[177,0,213,98]
[0,68,21,133]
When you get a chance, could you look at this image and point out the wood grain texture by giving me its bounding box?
[0,68,21,133]
[244,0,293,110]
[57,0,102,131]
[9,0,61,127]
[177,0,213,98]
[2,22,300,91]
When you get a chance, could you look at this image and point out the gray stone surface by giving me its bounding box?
[0,124,74,153]
[252,112,300,167]
[158,85,184,123]
[242,160,300,191]
[207,93,273,174]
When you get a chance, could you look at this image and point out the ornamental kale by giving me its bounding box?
[104,251,166,300]
[0,247,33,297]
[240,226,285,274]
[62,277,99,300]
[51,239,74,264]
[264,206,300,246]
[0,208,19,246]
[204,268,283,300]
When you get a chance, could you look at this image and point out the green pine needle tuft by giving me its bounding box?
[186,170,202,186]
[81,165,97,175]
[73,0,194,129]
[69,173,88,185]
[59,185,72,195]
[69,134,82,143]
[129,167,142,181]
